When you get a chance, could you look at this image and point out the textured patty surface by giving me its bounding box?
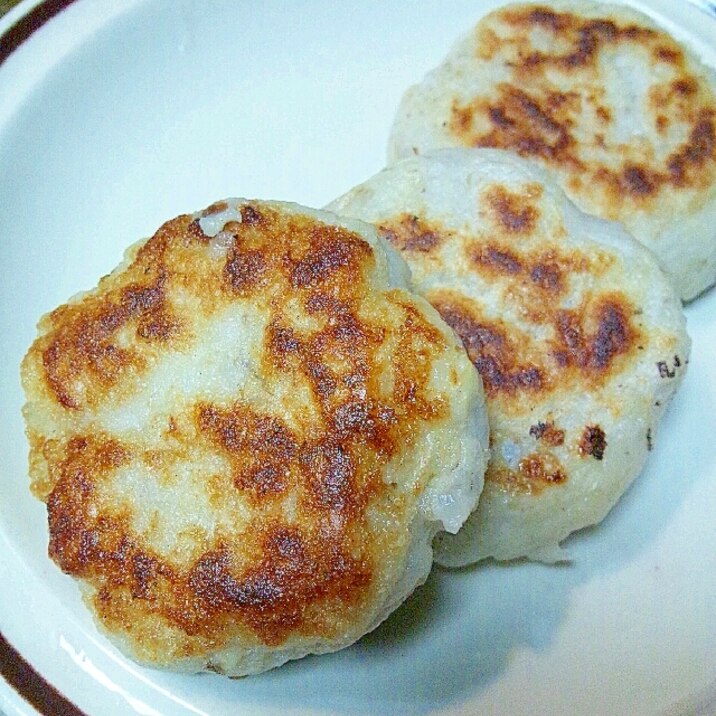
[327,148,690,564]
[388,0,716,301]
[21,200,488,673]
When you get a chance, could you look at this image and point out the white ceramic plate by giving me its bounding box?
[1,1,715,714]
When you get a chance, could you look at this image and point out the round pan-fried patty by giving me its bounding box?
[21,199,488,674]
[327,148,690,564]
[388,0,716,302]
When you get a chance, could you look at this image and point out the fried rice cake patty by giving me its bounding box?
[327,148,690,564]
[21,199,489,674]
[387,0,716,302]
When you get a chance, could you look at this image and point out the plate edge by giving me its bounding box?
[0,630,86,716]
[0,0,80,66]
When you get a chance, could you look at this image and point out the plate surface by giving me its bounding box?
[1,1,715,715]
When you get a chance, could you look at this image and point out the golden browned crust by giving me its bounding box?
[24,202,456,656]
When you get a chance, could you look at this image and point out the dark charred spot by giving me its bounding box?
[224,248,267,294]
[525,7,567,31]
[673,78,697,96]
[592,301,631,369]
[657,359,678,379]
[530,262,563,292]
[489,106,514,128]
[621,165,656,196]
[122,284,163,314]
[240,204,266,226]
[136,310,178,340]
[472,245,523,274]
[486,185,539,233]
[529,421,565,446]
[290,230,369,288]
[186,218,208,243]
[655,46,681,64]
[516,90,562,133]
[235,464,286,496]
[332,400,372,436]
[306,359,337,398]
[579,425,607,460]
[305,291,341,314]
[687,117,716,162]
[553,298,635,374]
[131,553,159,599]
[666,113,716,185]
[379,214,444,253]
[268,323,302,358]
[623,24,653,40]
[435,301,543,397]
[458,85,576,166]
[331,310,368,344]
[562,25,602,68]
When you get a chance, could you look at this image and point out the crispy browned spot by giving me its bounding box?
[485,185,539,233]
[552,297,636,373]
[36,207,380,412]
[197,404,298,499]
[655,46,681,64]
[47,435,130,574]
[493,451,567,494]
[666,112,716,186]
[289,227,371,288]
[41,225,182,410]
[621,165,656,196]
[529,421,565,446]
[673,78,697,96]
[47,437,370,645]
[468,201,566,295]
[579,425,607,460]
[224,247,267,295]
[523,7,568,32]
[434,299,543,397]
[529,262,563,292]
[241,204,267,226]
[519,453,567,484]
[378,214,445,252]
[452,85,578,166]
[472,245,523,275]
[596,106,612,123]
[185,528,370,646]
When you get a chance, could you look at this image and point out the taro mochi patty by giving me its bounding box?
[388,0,716,301]
[21,199,488,675]
[327,148,689,564]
